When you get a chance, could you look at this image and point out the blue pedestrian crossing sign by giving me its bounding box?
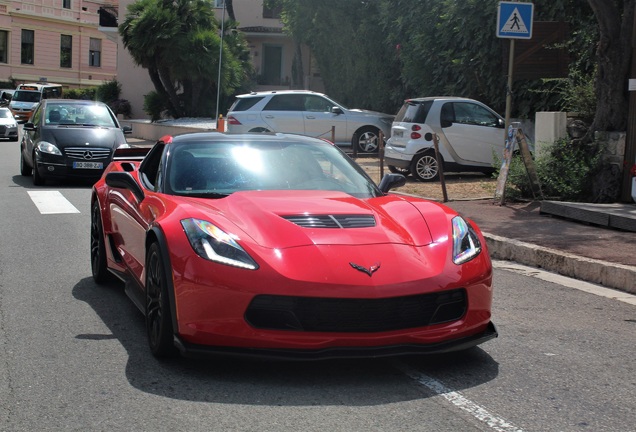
[497,2,534,39]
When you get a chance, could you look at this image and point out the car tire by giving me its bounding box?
[388,165,410,176]
[90,201,111,284]
[20,150,32,176]
[32,154,45,186]
[411,152,440,182]
[145,242,178,358]
[354,127,380,153]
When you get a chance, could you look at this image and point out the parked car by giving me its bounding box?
[91,132,497,359]
[19,99,132,185]
[226,90,394,153]
[385,97,507,181]
[0,107,19,141]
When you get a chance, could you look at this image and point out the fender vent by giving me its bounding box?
[282,214,376,228]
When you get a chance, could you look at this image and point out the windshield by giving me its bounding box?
[0,109,12,119]
[166,140,381,198]
[12,90,41,103]
[45,103,117,127]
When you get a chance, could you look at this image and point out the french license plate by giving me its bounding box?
[394,131,403,138]
[73,161,103,169]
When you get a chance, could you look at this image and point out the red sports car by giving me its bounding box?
[91,132,496,359]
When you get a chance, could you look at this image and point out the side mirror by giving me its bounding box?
[497,118,505,128]
[331,106,344,115]
[105,171,145,202]
[378,173,407,193]
[23,122,37,131]
[122,125,132,134]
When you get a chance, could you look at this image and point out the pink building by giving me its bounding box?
[0,0,117,88]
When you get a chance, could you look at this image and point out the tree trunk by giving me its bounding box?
[225,0,236,22]
[588,0,635,132]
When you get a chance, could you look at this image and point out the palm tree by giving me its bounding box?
[120,0,249,118]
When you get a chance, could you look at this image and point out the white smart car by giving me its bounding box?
[385,97,507,181]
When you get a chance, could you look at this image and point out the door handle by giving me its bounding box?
[264,115,275,119]
[306,116,316,119]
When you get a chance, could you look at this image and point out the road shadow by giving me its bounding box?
[11,174,97,189]
[72,276,500,406]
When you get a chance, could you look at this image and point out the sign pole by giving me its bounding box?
[504,38,515,133]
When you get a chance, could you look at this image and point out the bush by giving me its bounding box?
[497,137,602,202]
[64,87,96,100]
[143,91,166,122]
[96,79,121,104]
[109,99,132,118]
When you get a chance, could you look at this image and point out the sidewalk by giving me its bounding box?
[446,199,636,294]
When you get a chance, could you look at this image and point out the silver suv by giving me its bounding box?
[226,90,394,153]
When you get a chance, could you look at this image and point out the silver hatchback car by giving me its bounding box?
[226,90,394,153]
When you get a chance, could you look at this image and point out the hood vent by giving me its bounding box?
[282,214,376,229]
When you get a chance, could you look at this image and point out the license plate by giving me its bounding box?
[394,131,403,137]
[73,161,103,169]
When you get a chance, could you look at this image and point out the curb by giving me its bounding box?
[484,232,636,294]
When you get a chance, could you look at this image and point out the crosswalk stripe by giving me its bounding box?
[27,191,81,214]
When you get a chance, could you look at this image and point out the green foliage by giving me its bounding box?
[275,0,598,118]
[64,87,96,100]
[95,79,121,103]
[143,91,167,122]
[120,0,253,118]
[499,138,603,201]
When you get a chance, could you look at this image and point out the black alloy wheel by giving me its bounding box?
[145,242,178,358]
[90,201,110,284]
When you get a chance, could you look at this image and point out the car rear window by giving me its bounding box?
[394,100,433,123]
[230,97,265,112]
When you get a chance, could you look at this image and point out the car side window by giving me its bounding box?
[303,95,333,112]
[139,143,165,191]
[31,104,43,125]
[263,94,305,111]
[452,102,499,127]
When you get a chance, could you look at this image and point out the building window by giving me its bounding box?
[263,3,282,19]
[21,29,34,65]
[89,38,101,67]
[60,35,72,68]
[63,0,71,9]
[214,0,225,7]
[0,31,8,63]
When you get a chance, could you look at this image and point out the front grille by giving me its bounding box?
[65,147,112,160]
[0,126,6,134]
[245,288,467,332]
[282,214,376,228]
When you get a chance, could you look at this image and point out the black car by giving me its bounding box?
[19,99,132,185]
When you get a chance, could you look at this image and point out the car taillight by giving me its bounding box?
[227,115,241,125]
[411,132,422,139]
[411,125,421,131]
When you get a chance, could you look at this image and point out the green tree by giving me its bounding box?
[119,0,252,118]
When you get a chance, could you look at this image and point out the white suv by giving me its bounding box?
[385,97,506,181]
[226,90,394,153]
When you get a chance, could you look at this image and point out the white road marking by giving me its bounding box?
[395,361,524,432]
[493,260,636,306]
[27,191,80,214]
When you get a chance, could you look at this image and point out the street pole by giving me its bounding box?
[214,2,226,126]
[504,38,515,133]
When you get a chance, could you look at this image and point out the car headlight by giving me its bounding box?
[452,216,482,264]
[181,218,258,270]
[36,141,62,156]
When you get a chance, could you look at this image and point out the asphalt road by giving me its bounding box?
[1,136,636,431]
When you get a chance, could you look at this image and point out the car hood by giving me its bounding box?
[179,191,438,249]
[347,109,394,119]
[44,127,125,148]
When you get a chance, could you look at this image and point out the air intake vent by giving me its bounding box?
[282,214,376,228]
